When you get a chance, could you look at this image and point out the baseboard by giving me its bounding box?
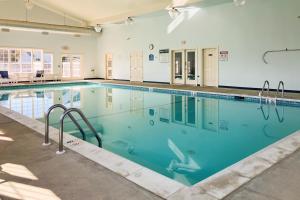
[84,78,104,80]
[112,79,130,81]
[219,85,300,93]
[143,81,170,84]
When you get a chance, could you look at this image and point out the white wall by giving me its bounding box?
[97,0,300,90]
[0,31,98,78]
[0,0,98,79]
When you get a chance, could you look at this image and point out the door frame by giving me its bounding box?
[171,49,198,86]
[199,47,219,87]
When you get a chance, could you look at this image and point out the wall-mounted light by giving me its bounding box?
[233,0,246,6]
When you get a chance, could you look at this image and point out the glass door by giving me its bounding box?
[61,55,82,79]
[172,50,185,84]
[172,50,197,85]
[185,50,197,85]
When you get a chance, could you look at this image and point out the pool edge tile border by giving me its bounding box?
[1,83,300,199]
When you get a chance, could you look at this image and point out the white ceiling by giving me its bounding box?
[32,0,203,25]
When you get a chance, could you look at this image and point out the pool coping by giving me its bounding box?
[0,81,300,200]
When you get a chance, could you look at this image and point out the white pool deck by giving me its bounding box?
[0,80,300,200]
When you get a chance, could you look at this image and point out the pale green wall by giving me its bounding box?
[97,0,300,90]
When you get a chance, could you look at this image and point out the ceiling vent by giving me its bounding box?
[1,28,10,32]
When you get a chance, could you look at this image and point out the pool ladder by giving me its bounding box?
[43,104,102,154]
[259,80,285,105]
[258,81,285,123]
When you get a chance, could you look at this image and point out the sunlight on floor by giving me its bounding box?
[0,136,14,141]
[1,163,38,180]
[0,181,61,200]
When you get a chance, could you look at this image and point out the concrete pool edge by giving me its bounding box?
[0,88,300,199]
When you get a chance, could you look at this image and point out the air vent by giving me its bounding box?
[41,31,49,35]
[1,28,10,32]
[73,34,81,37]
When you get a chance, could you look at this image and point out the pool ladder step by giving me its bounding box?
[43,104,102,154]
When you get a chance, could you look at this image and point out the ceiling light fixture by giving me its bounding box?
[94,24,103,33]
[24,0,34,10]
[168,8,180,19]
[233,0,246,6]
[125,17,134,25]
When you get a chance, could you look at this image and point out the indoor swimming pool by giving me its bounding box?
[0,82,300,186]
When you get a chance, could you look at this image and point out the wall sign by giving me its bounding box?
[149,54,154,61]
[159,49,170,63]
[219,51,229,61]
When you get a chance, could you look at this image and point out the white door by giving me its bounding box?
[62,55,82,79]
[203,48,218,87]
[130,51,143,82]
[172,50,185,84]
[105,53,113,80]
[185,50,197,85]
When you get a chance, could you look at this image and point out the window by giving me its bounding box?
[0,47,53,74]
[10,49,21,73]
[33,50,43,72]
[0,48,9,71]
[43,53,53,74]
[62,55,81,78]
[21,49,32,73]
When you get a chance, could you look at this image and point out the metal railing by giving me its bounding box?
[259,80,270,104]
[57,108,102,154]
[43,104,86,146]
[276,81,285,98]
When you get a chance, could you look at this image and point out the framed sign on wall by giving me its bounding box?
[159,49,169,63]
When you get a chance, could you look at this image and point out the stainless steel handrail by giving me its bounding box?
[43,104,86,146]
[57,108,102,154]
[276,81,285,98]
[259,80,270,104]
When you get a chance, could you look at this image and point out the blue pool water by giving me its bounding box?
[1,82,300,186]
